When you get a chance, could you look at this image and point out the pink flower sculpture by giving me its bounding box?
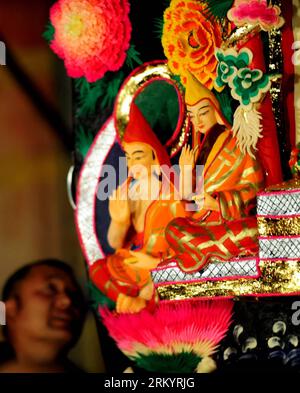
[50,0,131,82]
[100,300,233,370]
[228,0,284,32]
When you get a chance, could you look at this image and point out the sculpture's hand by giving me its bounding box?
[179,144,199,169]
[124,251,160,270]
[179,145,199,200]
[116,293,146,314]
[139,280,155,301]
[204,192,219,211]
[192,192,219,212]
[108,179,131,224]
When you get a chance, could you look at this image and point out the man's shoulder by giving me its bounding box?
[0,341,14,365]
[64,360,86,373]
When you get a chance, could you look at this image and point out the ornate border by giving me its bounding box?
[157,260,300,301]
[75,117,116,266]
[113,60,190,157]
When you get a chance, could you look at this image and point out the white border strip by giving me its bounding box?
[257,192,300,216]
[259,237,300,259]
[75,117,116,266]
[152,259,258,284]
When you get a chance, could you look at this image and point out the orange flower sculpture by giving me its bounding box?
[162,0,224,89]
[50,0,131,82]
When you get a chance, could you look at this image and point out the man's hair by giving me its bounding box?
[2,259,78,302]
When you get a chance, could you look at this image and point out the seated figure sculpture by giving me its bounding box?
[90,103,188,313]
[166,72,265,272]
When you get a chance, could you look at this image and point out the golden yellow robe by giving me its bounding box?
[166,130,265,272]
[91,183,187,301]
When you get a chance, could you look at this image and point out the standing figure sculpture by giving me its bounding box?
[166,72,265,272]
[90,103,188,313]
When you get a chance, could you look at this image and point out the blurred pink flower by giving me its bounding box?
[50,0,131,82]
[228,0,284,32]
[100,300,233,357]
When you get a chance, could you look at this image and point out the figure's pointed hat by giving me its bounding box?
[185,71,220,108]
[123,102,171,167]
[185,70,230,128]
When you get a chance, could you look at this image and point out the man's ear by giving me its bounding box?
[5,298,18,321]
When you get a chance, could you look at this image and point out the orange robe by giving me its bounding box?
[166,130,265,272]
[90,183,187,301]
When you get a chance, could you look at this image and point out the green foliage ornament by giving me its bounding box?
[229,68,271,107]
[215,48,252,90]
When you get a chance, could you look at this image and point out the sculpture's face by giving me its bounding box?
[187,98,218,134]
[123,142,158,180]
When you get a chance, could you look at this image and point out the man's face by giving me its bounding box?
[123,142,157,180]
[187,99,218,134]
[8,265,85,348]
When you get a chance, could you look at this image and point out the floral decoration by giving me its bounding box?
[214,47,271,156]
[289,144,300,177]
[162,0,226,90]
[215,48,252,90]
[229,68,271,107]
[100,300,233,373]
[215,48,270,108]
[227,0,285,32]
[50,0,132,82]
